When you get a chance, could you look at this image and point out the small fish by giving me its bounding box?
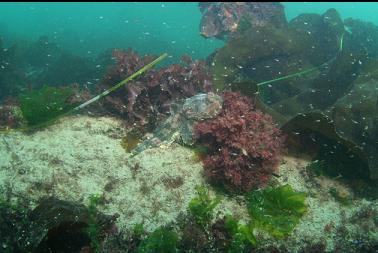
[241,148,248,156]
[344,25,352,34]
[271,172,281,178]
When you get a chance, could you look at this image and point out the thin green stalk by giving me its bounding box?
[73,53,168,111]
[8,53,168,132]
[256,33,344,87]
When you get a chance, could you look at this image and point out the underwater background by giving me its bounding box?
[1,2,378,62]
[1,2,378,253]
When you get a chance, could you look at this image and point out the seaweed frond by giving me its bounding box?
[246,184,307,239]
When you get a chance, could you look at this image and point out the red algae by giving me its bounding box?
[194,92,285,192]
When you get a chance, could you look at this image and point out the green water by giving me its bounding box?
[1,2,378,63]
[284,2,378,23]
[0,2,224,63]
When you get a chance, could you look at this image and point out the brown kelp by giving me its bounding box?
[207,7,378,182]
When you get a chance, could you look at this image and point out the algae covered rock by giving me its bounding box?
[199,2,287,40]
[0,98,24,129]
[331,62,378,179]
[208,7,378,180]
[0,198,29,253]
[279,57,378,181]
[131,92,223,155]
[100,49,213,128]
[210,8,345,92]
[20,197,118,253]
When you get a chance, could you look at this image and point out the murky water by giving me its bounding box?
[0,3,378,253]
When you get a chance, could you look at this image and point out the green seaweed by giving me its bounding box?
[133,223,145,238]
[246,184,307,239]
[85,194,102,253]
[137,227,179,253]
[19,85,77,127]
[15,53,168,131]
[121,130,143,153]
[187,144,209,162]
[224,216,257,252]
[236,16,252,35]
[188,186,221,228]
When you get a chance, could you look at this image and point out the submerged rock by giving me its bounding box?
[0,115,209,234]
[130,92,223,155]
[0,98,24,130]
[208,7,378,181]
[20,197,118,253]
[0,115,377,252]
[332,63,378,180]
[199,2,287,40]
[100,49,213,128]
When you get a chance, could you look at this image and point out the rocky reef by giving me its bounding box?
[199,2,287,40]
[0,4,378,253]
[0,116,377,252]
[206,6,378,184]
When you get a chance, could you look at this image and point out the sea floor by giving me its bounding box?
[0,115,377,252]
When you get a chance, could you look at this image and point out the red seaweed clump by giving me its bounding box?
[100,48,213,128]
[0,97,23,129]
[194,92,285,192]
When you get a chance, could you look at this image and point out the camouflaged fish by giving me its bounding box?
[130,92,223,156]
